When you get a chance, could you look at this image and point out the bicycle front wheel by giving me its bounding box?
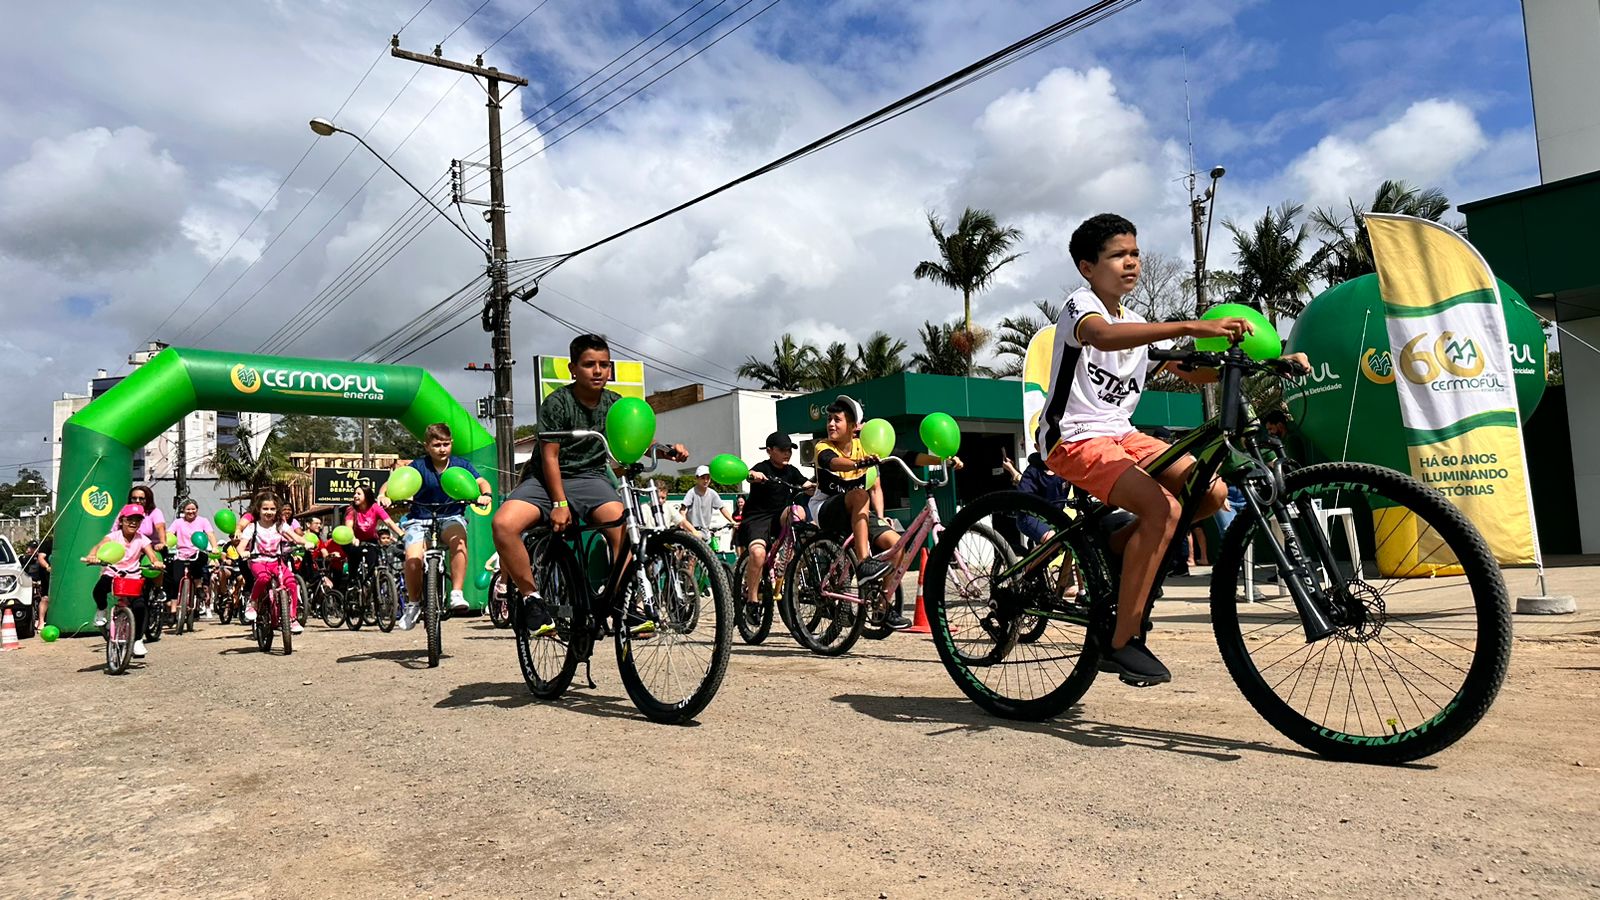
[105,606,134,675]
[374,570,398,632]
[279,588,294,656]
[926,493,1099,721]
[424,558,443,667]
[488,572,512,629]
[1210,462,1512,763]
[782,536,865,656]
[173,577,193,634]
[732,555,773,645]
[615,531,732,724]
[321,588,346,629]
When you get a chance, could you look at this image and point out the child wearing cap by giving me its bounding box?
[83,504,166,659]
[736,432,813,605]
[681,465,735,540]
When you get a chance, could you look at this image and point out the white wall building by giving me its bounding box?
[1524,0,1600,183]
[652,388,807,477]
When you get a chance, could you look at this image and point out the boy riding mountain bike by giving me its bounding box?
[736,431,813,606]
[380,422,493,627]
[1040,212,1308,685]
[491,333,688,635]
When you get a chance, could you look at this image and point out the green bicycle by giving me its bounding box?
[925,345,1512,764]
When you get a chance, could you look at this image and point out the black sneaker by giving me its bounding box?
[1098,641,1171,685]
[855,558,891,586]
[518,592,553,636]
[884,612,913,630]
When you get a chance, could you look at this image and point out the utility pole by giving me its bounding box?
[175,414,188,502]
[361,419,371,467]
[392,38,528,493]
[1188,167,1224,419]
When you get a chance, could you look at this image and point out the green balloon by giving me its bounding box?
[1196,303,1282,360]
[40,624,59,642]
[474,568,493,591]
[441,466,480,501]
[919,412,961,458]
[332,525,355,545]
[864,465,878,489]
[605,397,657,465]
[166,532,178,548]
[1285,274,1546,470]
[191,531,209,551]
[860,418,895,457]
[214,508,238,535]
[709,454,750,485]
[141,566,161,579]
[386,465,422,501]
[95,542,126,564]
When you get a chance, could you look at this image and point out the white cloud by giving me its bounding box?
[0,126,187,269]
[1286,99,1489,210]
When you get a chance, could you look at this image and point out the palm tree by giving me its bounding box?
[208,422,298,499]
[854,331,907,381]
[911,321,985,376]
[805,342,861,390]
[1312,179,1461,284]
[1225,202,1326,326]
[993,299,1061,378]
[912,207,1024,353]
[737,334,818,391]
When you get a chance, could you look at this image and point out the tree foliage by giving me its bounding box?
[1312,179,1462,285]
[736,334,818,391]
[913,207,1024,339]
[1225,202,1326,326]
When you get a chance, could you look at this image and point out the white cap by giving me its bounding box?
[695,465,711,477]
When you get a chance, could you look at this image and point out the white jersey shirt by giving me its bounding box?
[1036,286,1173,451]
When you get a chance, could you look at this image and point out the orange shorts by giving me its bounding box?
[1045,430,1171,503]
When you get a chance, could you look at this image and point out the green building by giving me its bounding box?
[775,372,1200,524]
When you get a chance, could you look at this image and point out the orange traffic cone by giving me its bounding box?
[1,609,19,651]
[907,548,932,634]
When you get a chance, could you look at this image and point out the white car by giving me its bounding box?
[0,535,34,637]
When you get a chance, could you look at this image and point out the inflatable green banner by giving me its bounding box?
[49,347,497,634]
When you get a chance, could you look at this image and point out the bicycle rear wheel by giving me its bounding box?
[615,530,732,724]
[733,556,773,645]
[926,493,1099,720]
[105,606,134,675]
[292,575,309,627]
[782,536,865,656]
[374,570,398,632]
[515,533,587,699]
[254,594,274,653]
[216,573,236,624]
[424,557,443,667]
[1210,462,1512,763]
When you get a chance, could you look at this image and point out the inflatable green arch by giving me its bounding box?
[49,347,497,634]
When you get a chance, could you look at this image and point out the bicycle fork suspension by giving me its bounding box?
[1238,469,1338,643]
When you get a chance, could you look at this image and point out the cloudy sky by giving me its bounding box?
[0,0,1538,480]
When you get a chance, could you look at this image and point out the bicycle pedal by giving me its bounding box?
[1118,676,1162,688]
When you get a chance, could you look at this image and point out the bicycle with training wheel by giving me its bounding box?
[783,454,986,656]
[925,345,1513,764]
[249,549,298,656]
[513,432,733,724]
[731,481,815,645]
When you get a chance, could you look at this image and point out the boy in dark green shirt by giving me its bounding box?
[491,334,686,631]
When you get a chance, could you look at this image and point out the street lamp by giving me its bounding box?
[307,117,487,256]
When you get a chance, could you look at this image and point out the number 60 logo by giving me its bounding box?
[1399,332,1485,384]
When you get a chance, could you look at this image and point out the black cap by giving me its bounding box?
[763,431,795,450]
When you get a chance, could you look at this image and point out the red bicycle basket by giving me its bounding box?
[111,576,145,599]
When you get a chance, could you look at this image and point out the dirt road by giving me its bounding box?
[3,615,1597,899]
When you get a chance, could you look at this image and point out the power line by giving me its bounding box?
[440,0,495,47]
[525,298,742,391]
[399,0,438,34]
[539,284,742,378]
[175,66,429,343]
[483,0,552,54]
[524,0,1143,279]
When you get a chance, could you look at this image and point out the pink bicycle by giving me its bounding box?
[781,455,1009,656]
[732,483,815,645]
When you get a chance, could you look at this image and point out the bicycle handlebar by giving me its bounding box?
[539,429,671,473]
[871,452,950,488]
[1148,346,1308,379]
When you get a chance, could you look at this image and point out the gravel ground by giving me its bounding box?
[3,615,1598,899]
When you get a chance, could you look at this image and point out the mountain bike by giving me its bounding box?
[249,551,298,656]
[924,345,1512,764]
[513,432,732,724]
[732,482,815,645]
[783,455,980,656]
